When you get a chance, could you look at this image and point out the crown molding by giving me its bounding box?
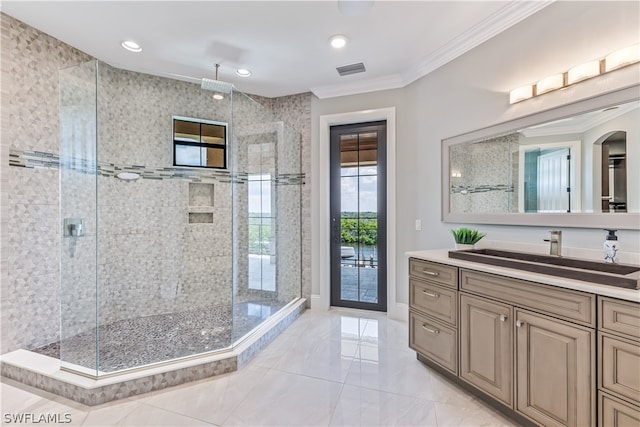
[403,0,554,85]
[312,1,554,100]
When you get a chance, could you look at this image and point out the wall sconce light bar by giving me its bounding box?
[509,43,639,104]
[605,43,640,72]
[567,60,601,85]
[509,85,534,104]
[536,73,565,95]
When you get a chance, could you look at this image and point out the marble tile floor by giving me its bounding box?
[2,309,520,426]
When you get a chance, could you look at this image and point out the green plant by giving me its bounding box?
[450,227,486,245]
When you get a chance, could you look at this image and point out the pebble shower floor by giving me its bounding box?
[32,300,287,372]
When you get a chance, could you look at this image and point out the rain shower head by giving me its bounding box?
[201,78,233,93]
[201,64,233,93]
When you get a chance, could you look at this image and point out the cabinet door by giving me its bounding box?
[460,293,513,407]
[515,309,595,427]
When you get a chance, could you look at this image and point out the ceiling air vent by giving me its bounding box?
[336,62,366,76]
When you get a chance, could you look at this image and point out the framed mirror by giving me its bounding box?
[442,85,640,229]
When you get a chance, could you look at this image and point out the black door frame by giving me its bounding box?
[329,121,387,312]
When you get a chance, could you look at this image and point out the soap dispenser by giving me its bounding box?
[603,229,619,263]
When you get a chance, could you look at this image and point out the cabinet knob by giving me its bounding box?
[421,324,440,334]
[516,320,525,328]
[500,314,507,322]
[422,290,440,298]
[422,270,439,277]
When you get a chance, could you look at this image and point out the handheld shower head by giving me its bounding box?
[201,64,234,93]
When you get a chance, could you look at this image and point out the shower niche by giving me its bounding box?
[58,59,303,377]
[188,182,215,223]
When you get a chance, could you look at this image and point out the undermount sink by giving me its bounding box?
[448,248,640,289]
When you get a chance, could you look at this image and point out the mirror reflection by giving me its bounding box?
[449,100,639,215]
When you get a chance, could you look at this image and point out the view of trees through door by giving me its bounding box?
[330,121,387,312]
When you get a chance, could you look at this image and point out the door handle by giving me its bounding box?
[516,320,525,328]
[500,314,507,322]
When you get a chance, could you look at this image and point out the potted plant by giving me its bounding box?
[450,227,486,250]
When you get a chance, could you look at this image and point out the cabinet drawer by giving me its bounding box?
[599,297,640,340]
[599,332,640,405]
[409,258,457,289]
[460,269,595,327]
[409,278,457,326]
[409,310,457,374]
[599,391,640,427]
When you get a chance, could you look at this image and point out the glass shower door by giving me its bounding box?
[59,60,99,375]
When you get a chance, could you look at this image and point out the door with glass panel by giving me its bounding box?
[330,121,387,311]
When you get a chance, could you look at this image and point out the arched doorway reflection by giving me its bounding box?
[600,131,627,212]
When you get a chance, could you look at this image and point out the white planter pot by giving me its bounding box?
[455,243,475,250]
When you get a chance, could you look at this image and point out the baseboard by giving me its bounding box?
[310,294,323,309]
[388,302,408,322]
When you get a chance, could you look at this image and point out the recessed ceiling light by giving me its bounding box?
[330,35,348,49]
[121,40,142,53]
[236,68,252,77]
[213,93,224,100]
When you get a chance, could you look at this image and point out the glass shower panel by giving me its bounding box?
[231,90,301,342]
[94,62,235,372]
[59,60,99,375]
[58,62,302,376]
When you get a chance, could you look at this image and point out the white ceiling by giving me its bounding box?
[1,1,553,99]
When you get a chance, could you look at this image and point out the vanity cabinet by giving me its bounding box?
[409,257,607,427]
[597,297,640,427]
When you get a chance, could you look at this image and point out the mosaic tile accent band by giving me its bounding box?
[451,184,514,194]
[9,148,305,185]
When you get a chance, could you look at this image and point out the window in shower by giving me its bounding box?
[248,174,276,291]
[173,116,227,168]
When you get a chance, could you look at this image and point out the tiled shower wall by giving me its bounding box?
[449,133,519,214]
[254,94,312,301]
[0,13,312,354]
[1,13,92,353]
[94,62,235,328]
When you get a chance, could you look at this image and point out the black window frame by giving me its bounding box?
[172,116,228,169]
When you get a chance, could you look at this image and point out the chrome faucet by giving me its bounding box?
[544,230,562,256]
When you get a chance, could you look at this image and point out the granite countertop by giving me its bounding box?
[406,249,640,303]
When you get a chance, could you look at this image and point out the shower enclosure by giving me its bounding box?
[57,60,302,375]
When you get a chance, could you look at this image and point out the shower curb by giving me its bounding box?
[0,298,306,406]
